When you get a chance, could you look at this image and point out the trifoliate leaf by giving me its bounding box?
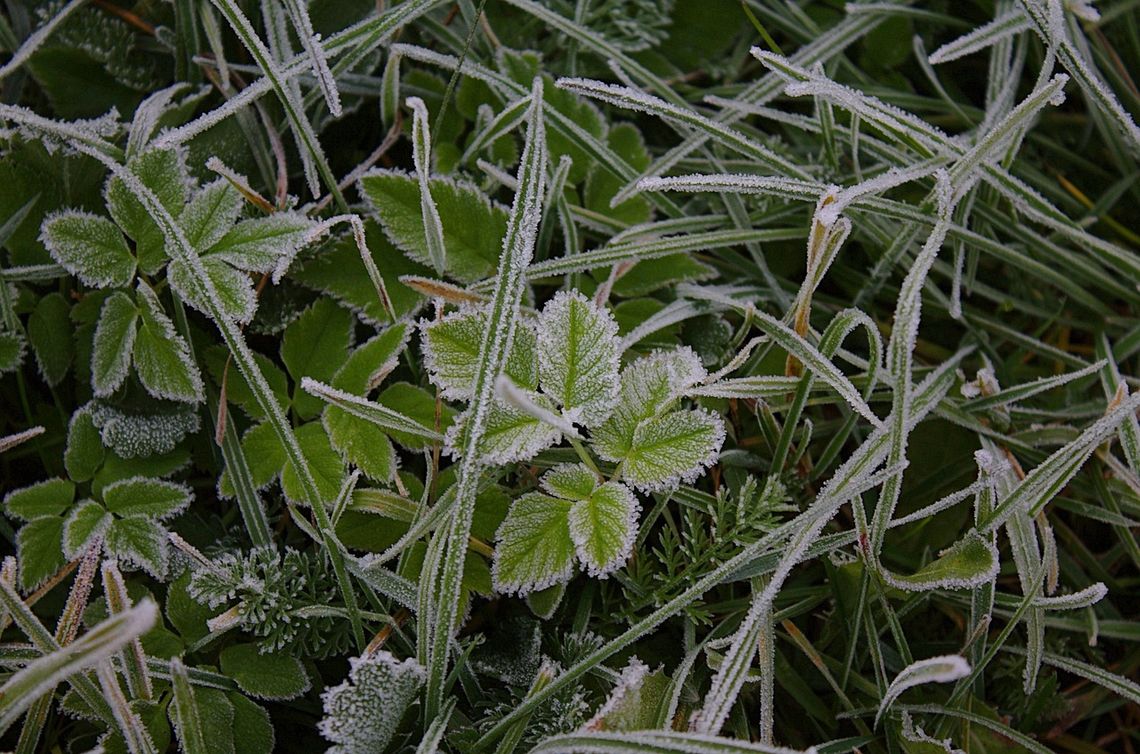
[446,395,561,465]
[16,516,67,590]
[106,515,169,577]
[614,408,725,492]
[40,210,135,288]
[219,644,311,701]
[207,212,315,274]
[105,147,189,273]
[91,292,138,397]
[536,290,621,426]
[102,476,192,519]
[319,650,425,754]
[360,169,509,282]
[63,500,112,558]
[493,492,575,595]
[65,407,105,482]
[420,306,538,399]
[4,477,75,521]
[181,179,242,251]
[28,292,73,386]
[568,481,639,577]
[133,285,204,403]
[592,347,708,462]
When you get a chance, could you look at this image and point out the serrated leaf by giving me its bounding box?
[591,348,707,462]
[375,382,456,450]
[324,408,398,483]
[585,658,671,732]
[0,328,25,373]
[493,492,575,595]
[319,650,425,754]
[219,644,311,701]
[65,408,105,482]
[4,477,75,521]
[40,210,135,287]
[360,169,509,282]
[447,395,562,465]
[133,285,204,403]
[88,401,200,459]
[230,693,274,754]
[16,517,67,590]
[28,292,73,386]
[207,213,315,274]
[421,306,538,399]
[169,256,257,324]
[281,298,353,419]
[537,290,621,426]
[541,462,598,501]
[612,409,725,492]
[103,477,192,519]
[569,481,639,577]
[181,179,243,250]
[279,422,345,507]
[106,516,169,577]
[63,500,112,558]
[105,147,188,273]
[91,292,138,397]
[332,324,410,394]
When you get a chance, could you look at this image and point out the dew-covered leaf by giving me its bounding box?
[91,291,138,397]
[133,285,204,403]
[536,290,621,426]
[40,210,134,288]
[4,477,75,521]
[420,306,538,399]
[493,492,575,595]
[102,477,192,519]
[605,408,724,492]
[319,650,425,754]
[568,480,639,577]
[105,147,189,273]
[28,292,73,386]
[219,643,311,701]
[360,169,509,283]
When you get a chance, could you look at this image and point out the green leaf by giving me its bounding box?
[87,401,200,459]
[331,324,410,394]
[219,644,311,701]
[220,421,287,497]
[133,285,204,403]
[65,408,106,482]
[0,328,25,373]
[230,693,274,754]
[592,348,707,461]
[4,478,75,521]
[169,256,257,324]
[28,292,74,386]
[540,463,598,501]
[103,477,192,519]
[91,292,139,397]
[493,492,575,595]
[536,290,621,426]
[568,481,639,578]
[526,581,566,619]
[180,179,243,251]
[585,659,671,731]
[612,408,725,492]
[63,500,112,558]
[360,169,509,283]
[421,306,538,399]
[876,656,971,727]
[40,210,134,287]
[206,212,315,274]
[106,516,169,577]
[279,422,345,507]
[375,382,456,450]
[584,122,652,226]
[16,517,67,590]
[324,407,397,483]
[105,147,189,273]
[318,650,425,754]
[280,298,353,419]
[611,253,718,298]
[884,531,1000,592]
[170,658,208,754]
[447,396,561,465]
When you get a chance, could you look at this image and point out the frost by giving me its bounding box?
[900,712,964,754]
[40,210,135,289]
[582,656,649,729]
[132,284,205,403]
[496,374,581,440]
[319,650,426,754]
[281,0,341,116]
[928,9,1032,64]
[406,96,447,275]
[541,463,599,501]
[445,395,562,465]
[420,306,539,399]
[1033,582,1108,610]
[87,400,200,458]
[567,480,639,577]
[91,292,138,397]
[876,656,971,726]
[0,0,88,83]
[180,179,243,251]
[536,290,621,427]
[617,409,725,493]
[493,492,576,595]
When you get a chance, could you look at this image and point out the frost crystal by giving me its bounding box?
[536,290,621,427]
[319,650,426,754]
